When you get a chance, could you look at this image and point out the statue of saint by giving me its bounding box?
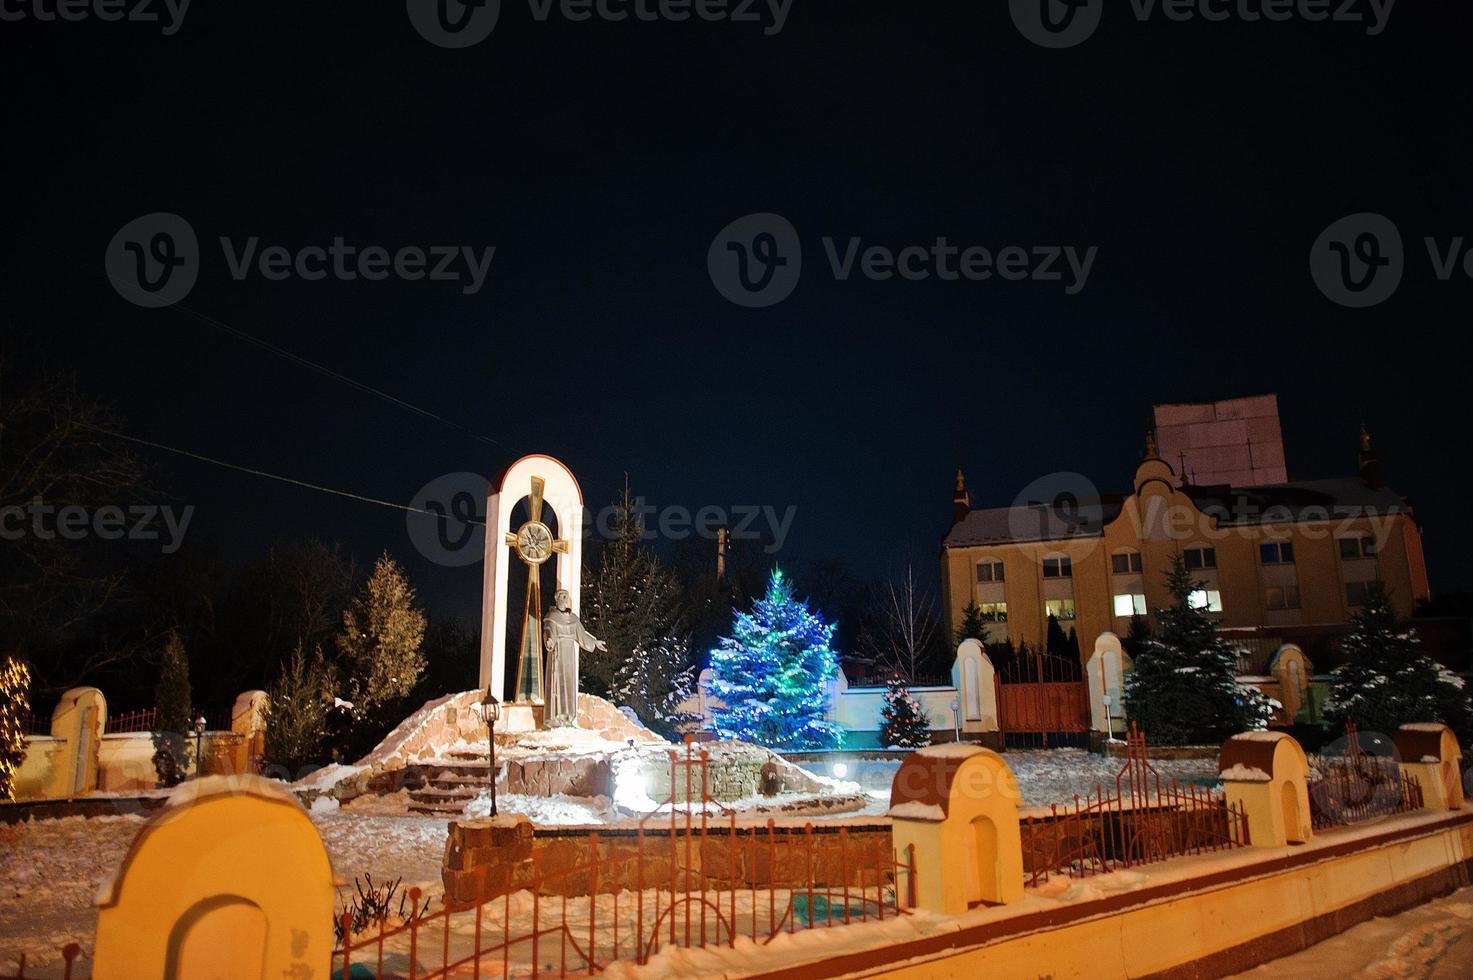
[542,589,606,727]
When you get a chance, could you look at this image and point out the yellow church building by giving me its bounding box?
[942,398,1430,662]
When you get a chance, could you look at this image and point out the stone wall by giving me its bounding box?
[442,816,898,905]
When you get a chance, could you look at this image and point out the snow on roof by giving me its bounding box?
[166,774,303,810]
[1219,764,1272,783]
[887,801,946,822]
[1230,731,1291,742]
[1401,723,1450,733]
[916,743,985,760]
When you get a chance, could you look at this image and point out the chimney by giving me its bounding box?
[1359,423,1384,490]
[952,467,971,525]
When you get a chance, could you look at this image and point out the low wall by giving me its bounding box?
[13,736,69,799]
[96,732,247,792]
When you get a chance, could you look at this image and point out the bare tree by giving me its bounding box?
[858,563,943,683]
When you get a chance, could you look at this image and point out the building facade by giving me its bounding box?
[942,412,1430,658]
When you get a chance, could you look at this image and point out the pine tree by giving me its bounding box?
[1325,582,1472,742]
[264,644,332,773]
[955,601,988,646]
[1124,557,1273,744]
[879,675,931,748]
[336,553,427,719]
[1,654,32,801]
[581,482,699,734]
[1045,615,1071,660]
[151,630,193,787]
[709,568,844,750]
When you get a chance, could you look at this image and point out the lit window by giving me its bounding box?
[1345,581,1372,607]
[1042,556,1073,579]
[1184,547,1217,570]
[1338,537,1378,560]
[1112,593,1146,617]
[1260,542,1295,565]
[1265,585,1301,611]
[1188,589,1223,613]
[975,559,1005,583]
[978,602,1008,622]
[1111,552,1143,574]
[1044,598,1076,620]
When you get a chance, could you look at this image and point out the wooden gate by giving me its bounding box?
[996,650,1090,748]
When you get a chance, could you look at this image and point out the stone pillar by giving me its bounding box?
[1394,724,1465,812]
[1219,731,1312,848]
[1086,633,1130,738]
[1268,644,1312,724]
[951,640,1000,747]
[230,690,269,775]
[50,687,107,798]
[888,744,1024,915]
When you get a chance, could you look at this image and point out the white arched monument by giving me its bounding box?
[479,454,586,698]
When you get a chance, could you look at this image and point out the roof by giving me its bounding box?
[944,476,1409,549]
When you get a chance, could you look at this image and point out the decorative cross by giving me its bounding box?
[504,476,570,703]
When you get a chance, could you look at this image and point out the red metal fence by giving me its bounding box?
[334,745,915,978]
[1308,722,1424,830]
[100,707,232,734]
[1021,724,1250,887]
[996,651,1091,747]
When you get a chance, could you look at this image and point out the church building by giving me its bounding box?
[941,396,1431,661]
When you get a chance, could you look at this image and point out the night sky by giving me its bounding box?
[7,1,1472,624]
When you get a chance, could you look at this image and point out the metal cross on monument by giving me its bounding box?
[504,475,570,703]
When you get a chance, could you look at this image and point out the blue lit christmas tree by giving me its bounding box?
[708,568,844,750]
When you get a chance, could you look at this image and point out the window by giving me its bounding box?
[978,602,1008,622]
[1044,598,1076,621]
[1346,581,1373,607]
[1111,551,1143,574]
[1260,541,1295,565]
[1042,556,1073,578]
[1265,585,1301,610]
[975,559,1005,583]
[1188,589,1223,613]
[1112,593,1147,617]
[1184,547,1217,570]
[1338,537,1378,560]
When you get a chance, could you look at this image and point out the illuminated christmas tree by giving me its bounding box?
[708,568,843,750]
[1,654,31,801]
[879,675,931,748]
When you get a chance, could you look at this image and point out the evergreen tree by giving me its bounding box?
[1124,558,1273,744]
[1045,615,1071,659]
[1,654,31,801]
[1123,614,1153,660]
[955,601,988,646]
[264,644,332,773]
[336,553,426,719]
[879,675,931,748]
[1325,582,1472,742]
[581,482,699,734]
[708,568,843,749]
[151,630,193,786]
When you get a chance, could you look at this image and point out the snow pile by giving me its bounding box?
[1219,764,1272,783]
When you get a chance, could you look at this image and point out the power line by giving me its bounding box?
[94,426,485,527]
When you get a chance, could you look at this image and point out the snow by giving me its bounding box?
[887,802,945,822]
[291,762,367,791]
[1219,764,1272,783]
[916,743,984,759]
[1231,731,1291,742]
[1402,723,1451,733]
[164,773,299,809]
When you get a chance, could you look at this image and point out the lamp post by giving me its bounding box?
[479,689,501,817]
[192,714,207,779]
[949,698,961,744]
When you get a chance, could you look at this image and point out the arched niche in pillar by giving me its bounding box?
[1086,632,1130,736]
[478,455,586,697]
[951,639,997,734]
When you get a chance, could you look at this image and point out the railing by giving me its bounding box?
[847,673,952,689]
[0,944,80,980]
[998,651,1084,684]
[334,745,914,978]
[102,708,232,734]
[1021,724,1249,887]
[1308,721,1423,830]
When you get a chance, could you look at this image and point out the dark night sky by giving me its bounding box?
[6,1,1471,624]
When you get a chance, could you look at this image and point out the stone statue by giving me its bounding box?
[542,589,606,727]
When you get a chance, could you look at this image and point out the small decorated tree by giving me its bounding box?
[151,630,192,787]
[1325,582,1472,742]
[1125,557,1273,744]
[879,675,931,748]
[1,653,32,801]
[709,568,843,750]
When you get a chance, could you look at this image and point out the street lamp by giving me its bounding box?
[949,698,961,744]
[478,689,501,817]
[192,714,207,779]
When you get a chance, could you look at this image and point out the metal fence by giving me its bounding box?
[1021,724,1250,887]
[1308,722,1424,830]
[0,944,80,980]
[334,745,915,978]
